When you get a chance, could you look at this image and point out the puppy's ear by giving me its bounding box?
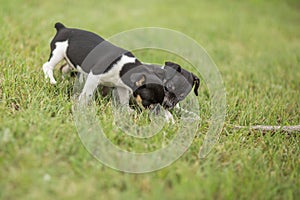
[164,61,181,73]
[130,73,146,87]
[192,73,200,96]
[164,61,182,81]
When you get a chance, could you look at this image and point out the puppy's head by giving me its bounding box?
[130,72,165,108]
[162,61,200,109]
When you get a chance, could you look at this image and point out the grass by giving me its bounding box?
[0,0,300,199]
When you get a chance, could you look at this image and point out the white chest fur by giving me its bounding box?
[95,54,136,88]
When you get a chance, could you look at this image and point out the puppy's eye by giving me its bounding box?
[164,86,169,92]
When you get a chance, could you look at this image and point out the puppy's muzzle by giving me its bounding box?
[162,95,177,110]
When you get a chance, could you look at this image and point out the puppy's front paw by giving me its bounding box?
[78,92,93,107]
[127,107,135,114]
[50,79,57,84]
[165,110,175,124]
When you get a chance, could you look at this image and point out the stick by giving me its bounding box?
[233,125,300,133]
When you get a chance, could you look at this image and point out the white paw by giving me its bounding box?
[127,107,135,114]
[50,79,57,84]
[165,110,175,124]
[78,92,92,106]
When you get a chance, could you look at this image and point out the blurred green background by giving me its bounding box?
[0,0,299,199]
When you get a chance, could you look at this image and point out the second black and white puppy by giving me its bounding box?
[135,62,200,110]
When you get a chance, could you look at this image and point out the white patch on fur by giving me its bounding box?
[116,87,130,106]
[76,66,88,84]
[97,54,136,87]
[42,40,68,84]
[174,104,200,121]
[78,72,100,104]
[164,110,175,124]
[79,54,136,106]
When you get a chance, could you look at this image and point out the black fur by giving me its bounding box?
[54,22,65,31]
[50,23,104,68]
[133,84,164,108]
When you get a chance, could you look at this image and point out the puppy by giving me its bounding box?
[162,62,200,109]
[42,23,200,119]
[43,22,164,109]
[135,62,200,110]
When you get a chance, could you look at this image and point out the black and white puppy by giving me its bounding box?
[136,62,200,110]
[42,23,200,113]
[43,22,164,108]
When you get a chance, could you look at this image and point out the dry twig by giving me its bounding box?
[233,125,300,133]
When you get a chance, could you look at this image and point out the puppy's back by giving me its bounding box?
[50,22,105,67]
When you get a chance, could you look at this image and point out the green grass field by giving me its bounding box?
[1,0,299,199]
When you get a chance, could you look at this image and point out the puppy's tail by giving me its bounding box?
[54,22,66,31]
